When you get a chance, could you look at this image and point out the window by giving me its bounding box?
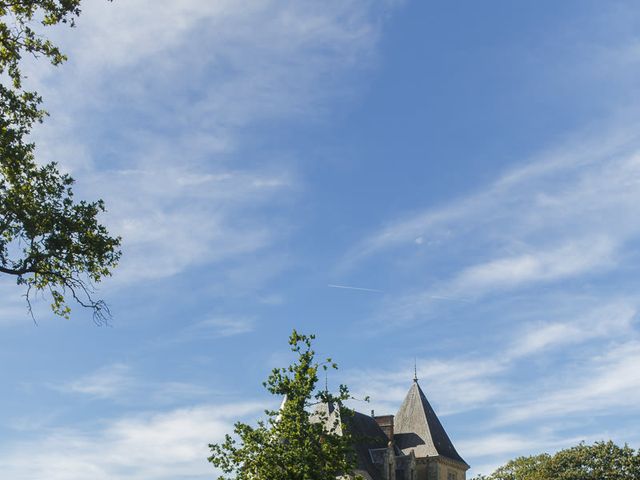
[447,472,458,480]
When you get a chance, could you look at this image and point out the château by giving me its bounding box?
[317,377,469,480]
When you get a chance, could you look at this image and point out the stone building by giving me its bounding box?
[341,377,469,480]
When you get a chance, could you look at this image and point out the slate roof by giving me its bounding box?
[393,381,468,467]
[312,404,389,480]
[345,411,390,480]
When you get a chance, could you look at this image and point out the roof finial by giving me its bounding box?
[325,371,328,393]
[414,358,418,383]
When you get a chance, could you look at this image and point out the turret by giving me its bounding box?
[394,380,469,480]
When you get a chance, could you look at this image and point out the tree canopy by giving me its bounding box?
[0,0,120,323]
[472,441,640,480]
[208,330,362,480]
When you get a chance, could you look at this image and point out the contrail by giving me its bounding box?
[327,284,383,293]
[428,295,471,303]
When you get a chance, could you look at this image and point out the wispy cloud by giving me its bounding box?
[58,364,133,399]
[20,0,392,299]
[498,339,640,425]
[90,167,291,283]
[186,316,255,339]
[54,364,214,405]
[328,284,383,293]
[458,432,564,458]
[150,315,256,348]
[345,126,640,326]
[507,300,636,358]
[346,126,640,262]
[0,402,265,480]
[451,237,616,295]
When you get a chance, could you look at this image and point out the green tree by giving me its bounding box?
[472,441,640,480]
[0,0,120,323]
[208,330,362,480]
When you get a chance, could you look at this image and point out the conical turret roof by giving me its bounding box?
[394,380,468,467]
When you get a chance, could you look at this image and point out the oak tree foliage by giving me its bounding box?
[208,330,362,480]
[472,441,640,480]
[0,0,120,323]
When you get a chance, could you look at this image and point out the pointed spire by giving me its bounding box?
[275,394,287,423]
[394,381,468,467]
[413,358,418,383]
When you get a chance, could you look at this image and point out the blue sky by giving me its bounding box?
[2,0,640,478]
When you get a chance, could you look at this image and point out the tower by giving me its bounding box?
[394,379,469,480]
[312,375,469,480]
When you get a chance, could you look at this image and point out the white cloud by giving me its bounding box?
[258,293,285,305]
[149,315,257,348]
[498,340,640,425]
[20,0,392,294]
[59,363,133,399]
[345,126,640,326]
[451,237,616,295]
[186,316,255,339]
[91,167,291,283]
[458,432,550,458]
[54,364,214,406]
[33,0,385,156]
[0,402,264,480]
[507,300,637,358]
[346,127,640,263]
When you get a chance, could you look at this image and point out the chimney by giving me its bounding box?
[374,414,394,443]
